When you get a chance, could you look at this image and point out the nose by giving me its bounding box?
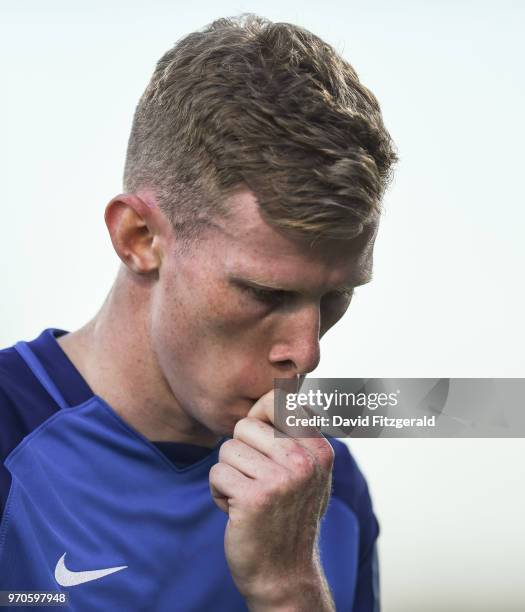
[268,302,321,376]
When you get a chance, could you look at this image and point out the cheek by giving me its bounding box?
[233,357,270,397]
[152,267,274,391]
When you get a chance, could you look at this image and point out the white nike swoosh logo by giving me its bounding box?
[54,552,128,587]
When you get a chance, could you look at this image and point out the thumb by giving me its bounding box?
[246,376,302,425]
[246,388,275,424]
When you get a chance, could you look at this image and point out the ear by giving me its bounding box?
[104,193,164,274]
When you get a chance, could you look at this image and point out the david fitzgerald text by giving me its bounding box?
[286,414,437,430]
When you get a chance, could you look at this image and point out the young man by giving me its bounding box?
[0,15,397,611]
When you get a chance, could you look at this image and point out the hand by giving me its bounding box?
[209,388,335,611]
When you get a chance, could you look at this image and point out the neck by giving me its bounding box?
[57,266,220,448]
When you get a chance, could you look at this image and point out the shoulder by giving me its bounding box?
[0,345,32,453]
[0,339,63,518]
[0,342,58,461]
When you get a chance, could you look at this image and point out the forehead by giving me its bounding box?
[197,189,377,290]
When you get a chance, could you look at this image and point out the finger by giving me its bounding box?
[247,388,287,425]
[246,390,334,471]
[248,388,321,435]
[209,461,252,513]
[234,416,316,472]
[218,438,277,480]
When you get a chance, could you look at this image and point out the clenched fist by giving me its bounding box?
[209,389,335,611]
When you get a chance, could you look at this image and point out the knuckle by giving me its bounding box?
[288,447,316,478]
[208,462,222,483]
[233,416,258,440]
[218,438,239,462]
[232,418,248,440]
[318,440,335,469]
[268,468,290,496]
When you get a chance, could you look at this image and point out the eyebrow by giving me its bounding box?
[228,272,373,295]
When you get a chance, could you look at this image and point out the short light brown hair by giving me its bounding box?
[123,14,398,245]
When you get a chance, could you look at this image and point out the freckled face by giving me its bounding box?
[149,189,377,437]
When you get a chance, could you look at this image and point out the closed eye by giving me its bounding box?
[243,285,287,305]
[243,284,353,306]
[230,276,356,311]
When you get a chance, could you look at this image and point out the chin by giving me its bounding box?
[212,398,255,437]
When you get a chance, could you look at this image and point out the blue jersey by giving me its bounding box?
[0,329,380,611]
